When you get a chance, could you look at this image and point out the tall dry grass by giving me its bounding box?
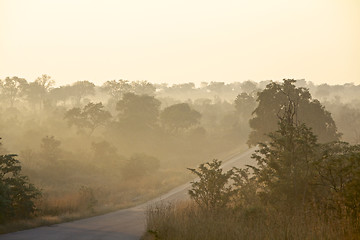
[0,191,100,234]
[143,201,360,240]
[0,168,191,234]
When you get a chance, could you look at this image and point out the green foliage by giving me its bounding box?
[248,79,340,146]
[231,167,259,208]
[0,139,41,223]
[188,159,235,211]
[251,104,319,209]
[181,88,360,239]
[249,93,360,221]
[314,142,360,217]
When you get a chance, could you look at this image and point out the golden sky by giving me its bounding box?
[0,0,359,86]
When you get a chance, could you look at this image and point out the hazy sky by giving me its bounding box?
[0,0,359,86]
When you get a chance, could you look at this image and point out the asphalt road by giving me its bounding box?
[0,148,255,240]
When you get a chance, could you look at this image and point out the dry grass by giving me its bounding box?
[0,190,108,234]
[0,168,191,234]
[0,146,245,234]
[143,201,360,240]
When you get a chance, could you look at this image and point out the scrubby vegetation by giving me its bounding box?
[144,80,360,240]
[1,76,359,235]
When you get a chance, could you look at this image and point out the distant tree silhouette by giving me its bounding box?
[116,93,161,132]
[121,153,160,179]
[91,140,122,166]
[0,77,28,107]
[160,103,201,133]
[49,85,72,106]
[65,102,112,135]
[206,82,226,95]
[25,82,47,109]
[35,74,55,91]
[240,80,258,94]
[131,80,156,96]
[234,92,256,119]
[24,74,55,109]
[101,79,132,101]
[40,136,62,162]
[69,81,95,106]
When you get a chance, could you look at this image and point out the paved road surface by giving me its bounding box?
[0,148,255,240]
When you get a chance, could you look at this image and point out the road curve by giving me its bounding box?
[0,148,256,240]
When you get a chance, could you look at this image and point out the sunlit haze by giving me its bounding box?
[1,0,359,86]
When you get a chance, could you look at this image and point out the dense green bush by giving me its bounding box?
[0,139,41,223]
[187,159,235,211]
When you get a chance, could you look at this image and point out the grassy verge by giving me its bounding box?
[143,201,359,240]
[0,146,248,235]
[0,168,192,234]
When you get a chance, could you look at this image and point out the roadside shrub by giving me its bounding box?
[0,150,41,223]
[187,159,235,211]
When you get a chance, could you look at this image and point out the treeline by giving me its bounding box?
[145,80,360,240]
[1,75,359,145]
[1,75,360,106]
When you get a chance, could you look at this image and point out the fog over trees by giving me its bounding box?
[0,76,359,234]
[144,80,360,240]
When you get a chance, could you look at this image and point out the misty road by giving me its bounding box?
[0,148,255,240]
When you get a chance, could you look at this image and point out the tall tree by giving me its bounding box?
[248,79,340,146]
[251,98,319,210]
